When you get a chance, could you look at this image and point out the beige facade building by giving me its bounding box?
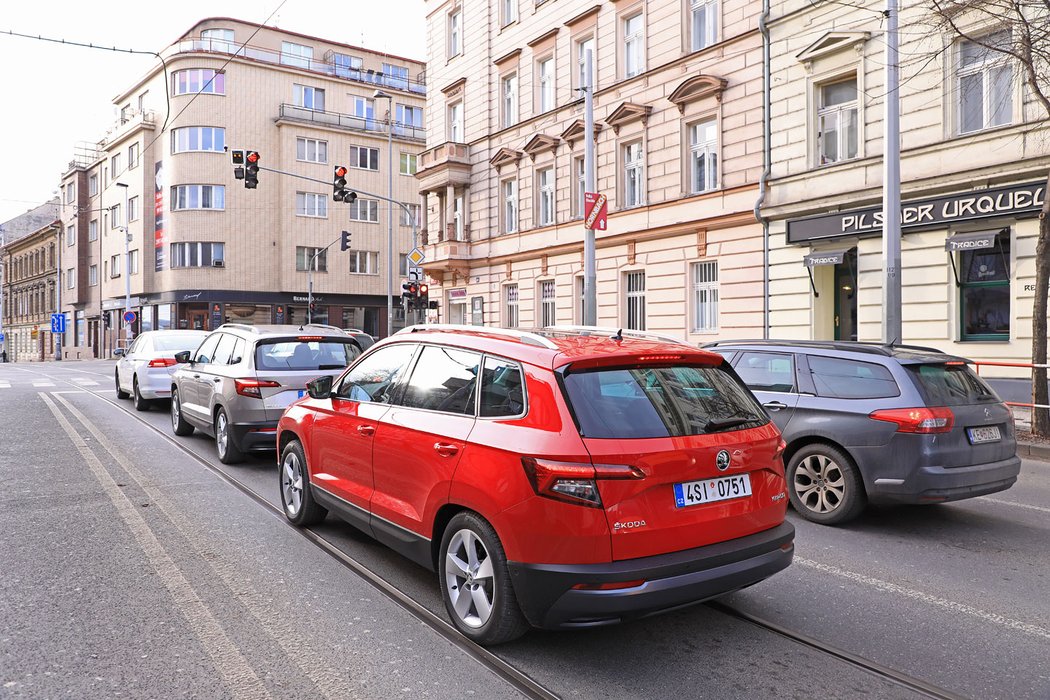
[0,217,61,362]
[58,18,426,358]
[417,0,766,340]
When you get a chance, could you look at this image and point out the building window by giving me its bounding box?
[89,174,98,196]
[818,78,858,165]
[623,141,645,208]
[348,250,379,275]
[537,56,554,113]
[64,182,75,203]
[296,246,328,272]
[625,271,646,330]
[88,265,98,286]
[353,97,376,129]
[293,84,325,111]
[503,179,518,234]
[110,254,121,278]
[201,28,235,52]
[505,284,519,327]
[501,73,518,128]
[172,126,226,153]
[959,236,1010,341]
[65,225,75,247]
[111,153,122,175]
[395,105,424,136]
[110,204,122,229]
[66,268,75,289]
[400,204,421,227]
[689,119,719,193]
[692,260,719,332]
[350,198,380,222]
[172,68,225,95]
[575,276,585,323]
[574,156,586,218]
[624,13,644,78]
[383,63,411,90]
[576,36,596,89]
[448,101,464,141]
[400,153,418,175]
[333,52,363,78]
[349,145,380,171]
[172,184,225,211]
[128,196,140,222]
[170,242,224,268]
[501,0,517,26]
[89,220,98,241]
[691,0,718,51]
[296,192,328,218]
[453,195,464,239]
[296,137,328,163]
[537,167,555,226]
[129,249,139,275]
[281,41,314,69]
[540,280,556,327]
[958,31,1013,134]
[448,10,462,58]
[128,142,140,169]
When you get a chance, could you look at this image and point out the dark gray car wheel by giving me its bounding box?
[171,388,194,436]
[279,440,327,526]
[214,407,244,464]
[115,371,130,399]
[787,443,866,525]
[132,377,152,412]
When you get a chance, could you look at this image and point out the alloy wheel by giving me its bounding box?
[443,528,495,629]
[171,393,181,430]
[793,454,846,514]
[216,411,229,456]
[281,451,304,516]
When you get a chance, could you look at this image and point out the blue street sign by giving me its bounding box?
[50,313,66,334]
[122,310,137,325]
[0,332,5,342]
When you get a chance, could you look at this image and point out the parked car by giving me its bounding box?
[115,330,209,411]
[170,324,363,464]
[277,325,794,644]
[704,340,1021,524]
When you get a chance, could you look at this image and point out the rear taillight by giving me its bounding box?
[521,457,644,508]
[148,357,177,368]
[572,580,646,591]
[869,407,954,433]
[235,378,281,398]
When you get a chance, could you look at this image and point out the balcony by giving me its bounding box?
[276,105,425,141]
[416,142,472,193]
[421,224,472,276]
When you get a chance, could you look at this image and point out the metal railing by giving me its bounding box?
[277,105,425,141]
[972,360,1050,411]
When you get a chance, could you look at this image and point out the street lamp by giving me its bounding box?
[115,182,132,344]
[374,89,394,336]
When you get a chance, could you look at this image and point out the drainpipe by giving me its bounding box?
[754,0,772,339]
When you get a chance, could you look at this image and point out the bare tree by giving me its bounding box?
[927,0,1050,436]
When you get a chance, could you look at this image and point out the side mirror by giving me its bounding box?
[113,348,125,357]
[174,350,192,364]
[307,375,333,399]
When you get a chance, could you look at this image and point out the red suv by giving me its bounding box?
[277,326,794,644]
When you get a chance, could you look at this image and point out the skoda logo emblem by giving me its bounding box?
[715,450,731,471]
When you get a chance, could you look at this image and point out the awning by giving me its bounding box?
[803,250,850,267]
[944,230,999,252]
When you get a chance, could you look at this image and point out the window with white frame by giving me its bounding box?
[66,268,74,289]
[297,137,328,163]
[576,36,596,89]
[540,280,556,327]
[400,204,421,227]
[350,198,380,222]
[624,13,644,78]
[400,153,418,175]
[128,142,140,169]
[538,56,554,113]
[201,27,234,51]
[88,265,98,286]
[296,246,328,272]
[502,0,517,26]
[449,101,464,141]
[503,179,518,233]
[65,225,75,247]
[128,196,140,222]
[110,253,121,278]
[281,41,313,68]
[957,31,1013,134]
[170,242,224,267]
[172,68,225,95]
[348,250,379,274]
[293,84,325,111]
[505,284,519,327]
[383,63,410,89]
[537,167,555,226]
[817,78,858,165]
[172,126,226,153]
[353,96,376,126]
[172,185,225,211]
[691,0,718,51]
[453,195,464,239]
[691,260,718,332]
[574,156,586,218]
[349,145,380,171]
[296,192,328,218]
[400,254,410,276]
[111,153,122,175]
[396,104,423,132]
[449,9,462,57]
[689,118,719,192]
[89,220,98,241]
[625,271,646,330]
[129,249,139,274]
[333,52,363,78]
[501,73,518,128]
[64,182,75,203]
[623,141,645,207]
[89,174,98,196]
[110,205,121,229]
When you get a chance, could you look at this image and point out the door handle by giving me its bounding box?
[763,401,789,411]
[192,374,200,379]
[434,442,459,457]
[212,378,221,383]
[357,425,375,436]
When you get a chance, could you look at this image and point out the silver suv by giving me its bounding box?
[170,324,364,463]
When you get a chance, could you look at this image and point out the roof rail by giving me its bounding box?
[701,339,949,356]
[216,323,262,334]
[301,323,344,334]
[395,324,559,349]
[544,325,692,347]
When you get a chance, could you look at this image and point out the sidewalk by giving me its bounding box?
[1011,407,1050,462]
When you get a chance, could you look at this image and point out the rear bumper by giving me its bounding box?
[507,521,794,630]
[869,454,1021,504]
[231,420,279,452]
[137,369,175,399]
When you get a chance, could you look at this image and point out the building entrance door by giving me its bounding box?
[833,252,857,341]
[187,310,208,330]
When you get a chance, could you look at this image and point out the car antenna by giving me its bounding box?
[298,324,304,331]
[611,328,623,342]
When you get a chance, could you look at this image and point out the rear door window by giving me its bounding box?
[334,343,416,404]
[562,364,768,439]
[808,356,900,399]
[479,357,525,417]
[905,363,1000,406]
[255,338,361,370]
[735,352,796,392]
[399,345,481,415]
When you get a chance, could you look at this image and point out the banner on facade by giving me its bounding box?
[944,230,1002,252]
[803,250,849,267]
[154,161,165,272]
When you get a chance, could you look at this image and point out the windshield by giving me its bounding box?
[152,334,208,352]
[561,364,768,439]
[905,363,1001,406]
[255,339,361,371]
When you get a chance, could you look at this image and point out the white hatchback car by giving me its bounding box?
[115,330,209,411]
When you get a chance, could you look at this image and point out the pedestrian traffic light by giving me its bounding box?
[244,151,260,189]
[333,166,349,202]
[231,150,245,180]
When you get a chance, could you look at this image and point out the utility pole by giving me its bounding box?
[882,0,902,344]
[374,90,395,337]
[582,49,597,326]
[0,226,6,361]
[116,182,133,344]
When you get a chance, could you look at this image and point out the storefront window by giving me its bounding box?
[141,305,154,333]
[157,304,172,330]
[959,237,1010,341]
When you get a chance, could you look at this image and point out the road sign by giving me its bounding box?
[407,247,426,266]
[584,192,608,231]
[408,266,424,282]
[0,332,5,342]
[50,313,66,334]
[122,310,137,325]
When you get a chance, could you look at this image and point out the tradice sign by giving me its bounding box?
[584,192,607,231]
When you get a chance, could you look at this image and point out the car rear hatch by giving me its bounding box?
[896,361,1016,467]
[558,353,789,561]
[253,334,362,421]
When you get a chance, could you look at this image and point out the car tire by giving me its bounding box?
[132,377,152,412]
[115,371,130,400]
[787,443,866,525]
[279,440,327,526]
[438,511,529,645]
[214,407,244,464]
[171,388,194,437]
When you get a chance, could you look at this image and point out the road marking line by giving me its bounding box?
[72,377,99,385]
[32,381,55,387]
[0,382,9,388]
[978,497,1050,515]
[40,393,273,700]
[794,556,1050,641]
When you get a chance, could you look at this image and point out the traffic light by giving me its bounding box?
[418,283,429,310]
[231,150,245,180]
[401,281,418,304]
[340,230,352,251]
[244,151,260,189]
[333,166,349,202]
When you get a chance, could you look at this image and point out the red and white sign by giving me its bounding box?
[584,192,608,231]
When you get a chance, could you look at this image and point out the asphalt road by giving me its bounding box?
[2,359,1048,699]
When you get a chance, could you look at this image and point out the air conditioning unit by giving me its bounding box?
[212,259,225,268]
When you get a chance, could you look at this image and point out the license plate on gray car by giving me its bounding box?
[967,426,1001,444]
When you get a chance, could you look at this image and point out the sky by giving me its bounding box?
[0,0,428,224]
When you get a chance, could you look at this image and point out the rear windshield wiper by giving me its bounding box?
[704,413,761,433]
[317,364,345,370]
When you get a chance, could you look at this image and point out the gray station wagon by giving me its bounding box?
[705,340,1021,524]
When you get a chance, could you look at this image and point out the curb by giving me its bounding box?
[1017,442,1050,462]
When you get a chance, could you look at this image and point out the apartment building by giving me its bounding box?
[0,216,61,361]
[58,18,426,358]
[763,1,1049,369]
[417,0,765,339]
